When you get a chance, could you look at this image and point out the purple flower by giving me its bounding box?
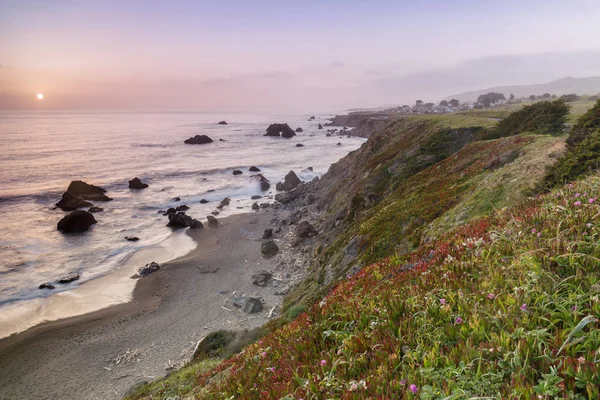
[320,359,326,366]
[409,384,418,394]
[575,193,581,197]
[575,201,582,207]
[589,198,595,204]
[531,228,537,234]
[440,298,446,305]
[571,305,577,312]
[520,303,527,311]
[400,379,406,385]
[537,232,541,237]
[487,293,495,300]
[261,351,267,357]
[455,317,463,324]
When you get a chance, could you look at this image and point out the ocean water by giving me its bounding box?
[0,111,364,336]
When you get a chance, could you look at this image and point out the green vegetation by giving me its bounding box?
[410,113,498,129]
[483,100,569,140]
[543,100,600,189]
[192,174,600,399]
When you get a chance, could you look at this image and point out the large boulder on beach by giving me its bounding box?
[261,240,279,257]
[232,170,243,175]
[295,127,303,132]
[66,181,112,202]
[138,262,160,277]
[56,191,93,211]
[207,215,219,227]
[167,213,203,229]
[184,135,213,145]
[283,170,302,191]
[250,174,270,191]
[251,270,273,286]
[242,297,263,314]
[264,123,296,138]
[128,177,149,189]
[57,210,97,232]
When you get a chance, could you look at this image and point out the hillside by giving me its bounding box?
[447,76,600,103]
[125,108,600,399]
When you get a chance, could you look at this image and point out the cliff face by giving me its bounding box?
[327,112,394,138]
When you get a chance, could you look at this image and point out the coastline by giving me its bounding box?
[0,209,291,400]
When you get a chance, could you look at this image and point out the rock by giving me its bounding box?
[220,138,226,142]
[276,182,284,191]
[260,203,270,208]
[233,170,243,175]
[318,124,323,129]
[295,127,303,132]
[217,198,230,210]
[57,274,80,284]
[283,170,302,191]
[138,262,160,277]
[307,166,313,171]
[252,202,260,210]
[326,133,332,137]
[184,135,213,145]
[176,205,189,212]
[296,143,304,147]
[57,210,97,232]
[167,213,203,229]
[275,185,304,204]
[337,142,342,146]
[173,197,181,202]
[242,298,263,314]
[264,123,296,138]
[250,174,270,191]
[296,221,317,238]
[88,206,104,213]
[336,209,348,221]
[39,282,55,290]
[128,177,149,189]
[55,191,93,211]
[251,270,273,286]
[249,166,261,172]
[200,199,209,204]
[261,240,279,257]
[218,121,227,125]
[305,193,316,205]
[207,215,219,227]
[275,285,291,296]
[166,207,176,214]
[262,228,273,239]
[125,236,139,241]
[308,116,315,121]
[251,195,262,200]
[66,181,112,202]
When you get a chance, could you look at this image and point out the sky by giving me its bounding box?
[2,0,600,112]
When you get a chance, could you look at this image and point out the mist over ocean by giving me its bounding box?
[0,111,364,314]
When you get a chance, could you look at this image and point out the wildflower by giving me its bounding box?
[261,352,267,357]
[578,356,586,364]
[440,298,446,305]
[531,228,537,234]
[571,305,577,312]
[400,379,406,385]
[455,317,463,324]
[409,384,418,394]
[349,381,358,391]
[537,232,541,237]
[575,201,582,206]
[320,359,326,366]
[575,193,581,197]
[520,303,527,311]
[590,198,595,204]
[487,293,495,300]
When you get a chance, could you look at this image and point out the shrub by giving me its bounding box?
[560,93,580,102]
[484,99,569,140]
[566,99,600,149]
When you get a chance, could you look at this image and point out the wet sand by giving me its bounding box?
[0,209,287,400]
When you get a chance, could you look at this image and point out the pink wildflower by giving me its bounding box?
[440,298,446,305]
[531,228,537,234]
[487,293,495,300]
[409,384,418,394]
[589,198,595,204]
[520,303,527,311]
[261,352,267,357]
[575,193,581,197]
[575,201,582,206]
[578,356,586,365]
[537,232,541,237]
[455,317,463,324]
[320,359,326,366]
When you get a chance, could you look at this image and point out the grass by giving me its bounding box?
[194,173,600,399]
[409,114,499,129]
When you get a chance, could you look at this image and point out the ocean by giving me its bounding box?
[0,111,364,337]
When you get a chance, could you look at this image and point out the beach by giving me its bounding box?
[0,209,292,400]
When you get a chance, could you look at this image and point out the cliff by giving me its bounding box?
[327,112,394,138]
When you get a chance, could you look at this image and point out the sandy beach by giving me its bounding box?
[0,209,290,400]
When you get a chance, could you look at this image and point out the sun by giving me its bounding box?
[36,93,44,100]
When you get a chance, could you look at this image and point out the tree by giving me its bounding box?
[439,100,449,107]
[449,99,460,107]
[424,102,434,109]
[529,95,536,101]
[415,100,423,106]
[560,93,580,102]
[509,93,515,102]
[477,92,506,108]
[542,93,551,99]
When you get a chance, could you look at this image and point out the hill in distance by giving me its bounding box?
[447,76,600,103]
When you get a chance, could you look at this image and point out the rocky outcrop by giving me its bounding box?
[138,262,160,277]
[200,199,209,204]
[125,236,139,241]
[318,124,323,129]
[217,198,230,210]
[326,112,391,138]
[57,210,97,232]
[176,205,189,212]
[56,192,93,211]
[262,228,273,239]
[295,127,303,132]
[283,170,302,191]
[276,182,284,191]
[261,240,279,257]
[249,166,261,172]
[207,215,219,227]
[250,174,270,191]
[218,121,228,125]
[296,221,317,238]
[39,282,55,290]
[296,143,304,147]
[264,123,296,138]
[184,135,213,144]
[128,177,149,189]
[66,181,112,202]
[167,213,203,229]
[57,274,80,284]
[233,170,243,175]
[252,202,259,210]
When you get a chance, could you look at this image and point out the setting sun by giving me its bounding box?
[36,93,44,100]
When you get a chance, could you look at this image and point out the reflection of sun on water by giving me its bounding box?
[37,93,44,100]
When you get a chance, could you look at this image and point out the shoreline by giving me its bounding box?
[0,209,293,400]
